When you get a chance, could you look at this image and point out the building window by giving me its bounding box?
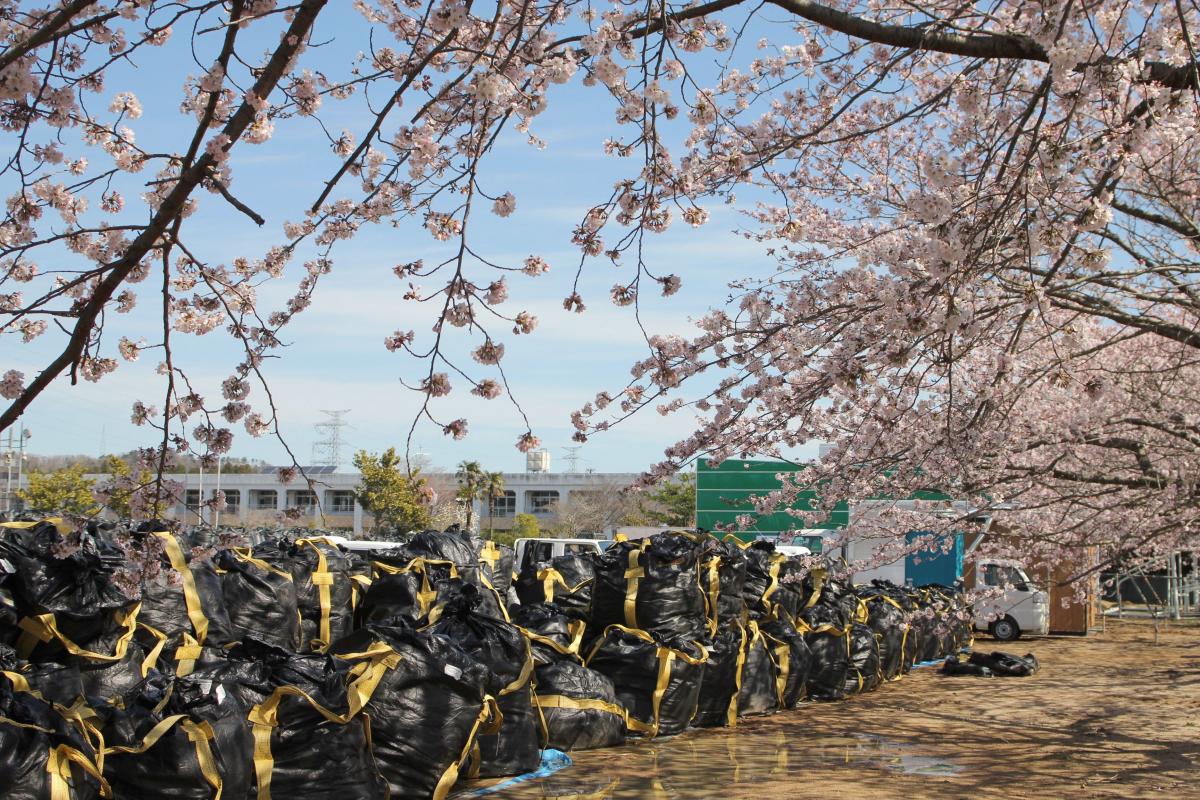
[221,490,240,510]
[287,490,317,510]
[326,490,355,513]
[525,490,559,515]
[489,491,516,518]
[185,489,201,509]
[250,489,277,510]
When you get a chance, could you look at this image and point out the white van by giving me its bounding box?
[514,538,603,570]
[972,558,1049,641]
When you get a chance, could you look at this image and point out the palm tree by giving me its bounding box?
[455,460,485,531]
[482,470,505,539]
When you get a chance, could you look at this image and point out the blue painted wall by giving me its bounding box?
[903,531,964,585]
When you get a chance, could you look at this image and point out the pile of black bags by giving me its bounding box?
[0,519,978,799]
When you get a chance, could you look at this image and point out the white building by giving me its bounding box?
[162,468,642,537]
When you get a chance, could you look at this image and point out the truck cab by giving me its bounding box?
[972,558,1050,641]
[514,538,603,571]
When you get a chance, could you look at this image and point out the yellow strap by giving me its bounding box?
[516,627,581,660]
[47,744,112,800]
[2,669,32,692]
[176,632,203,677]
[538,567,568,603]
[137,623,167,677]
[478,569,512,623]
[1,517,70,534]
[1,714,55,733]
[500,641,534,695]
[647,648,674,738]
[622,545,644,629]
[433,694,498,797]
[349,574,371,613]
[152,532,210,645]
[804,566,827,609]
[727,623,748,727]
[297,540,334,651]
[703,556,721,635]
[478,542,500,570]
[535,694,627,718]
[251,718,275,800]
[182,720,223,800]
[231,550,293,581]
[531,686,549,747]
[762,556,783,612]
[104,714,188,755]
[770,640,790,706]
[567,620,586,655]
[18,603,141,662]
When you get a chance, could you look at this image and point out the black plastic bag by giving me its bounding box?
[800,603,850,701]
[588,532,709,645]
[759,613,812,708]
[737,622,779,716]
[294,538,356,651]
[426,586,539,778]
[692,624,743,728]
[0,670,108,800]
[968,651,1039,677]
[404,531,508,621]
[474,538,515,598]
[704,538,748,627]
[137,531,235,672]
[470,685,541,778]
[586,625,707,738]
[940,654,993,677]
[515,554,595,619]
[100,670,255,800]
[845,622,882,694]
[860,593,907,681]
[533,659,626,751]
[232,646,388,799]
[213,549,300,650]
[511,603,585,665]
[3,525,138,662]
[331,623,495,799]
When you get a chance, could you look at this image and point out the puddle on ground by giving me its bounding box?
[455,717,961,798]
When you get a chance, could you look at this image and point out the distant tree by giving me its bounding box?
[353,448,431,537]
[481,471,506,539]
[550,481,644,536]
[641,474,696,528]
[98,455,133,517]
[455,460,486,531]
[512,513,540,540]
[17,465,98,516]
[96,455,174,520]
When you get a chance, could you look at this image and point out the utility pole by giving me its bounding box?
[312,410,351,469]
[3,427,30,514]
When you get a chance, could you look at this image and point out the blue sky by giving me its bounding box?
[7,6,819,474]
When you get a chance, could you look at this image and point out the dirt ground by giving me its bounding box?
[463,619,1200,799]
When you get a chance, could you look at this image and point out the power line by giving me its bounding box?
[562,446,582,473]
[311,410,351,469]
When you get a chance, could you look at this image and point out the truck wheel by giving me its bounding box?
[991,616,1021,642]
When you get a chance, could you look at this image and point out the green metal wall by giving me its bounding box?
[694,459,849,544]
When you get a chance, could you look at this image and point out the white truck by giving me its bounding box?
[971,558,1050,641]
[513,538,604,571]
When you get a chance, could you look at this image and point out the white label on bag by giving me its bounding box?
[444,664,463,680]
[214,685,226,704]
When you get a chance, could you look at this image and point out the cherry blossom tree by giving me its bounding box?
[0,0,1196,577]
